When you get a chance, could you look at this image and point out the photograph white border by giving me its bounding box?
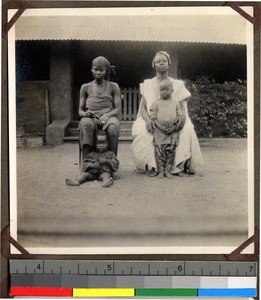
[9,6,255,255]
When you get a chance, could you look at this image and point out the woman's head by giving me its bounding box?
[152,51,171,73]
[91,56,115,81]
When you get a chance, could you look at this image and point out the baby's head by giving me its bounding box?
[95,130,109,153]
[159,79,173,100]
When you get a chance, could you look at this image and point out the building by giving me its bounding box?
[15,12,247,145]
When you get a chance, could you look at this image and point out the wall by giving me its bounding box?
[16,81,50,136]
[50,42,73,121]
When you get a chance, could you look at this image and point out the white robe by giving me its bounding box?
[131,77,203,173]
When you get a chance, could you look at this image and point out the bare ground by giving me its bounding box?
[15,139,249,252]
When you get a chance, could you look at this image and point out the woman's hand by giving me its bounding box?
[145,118,155,133]
[98,113,110,126]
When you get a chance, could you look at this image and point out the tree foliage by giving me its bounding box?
[185,77,247,138]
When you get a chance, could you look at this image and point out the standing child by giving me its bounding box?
[66,130,119,187]
[149,79,182,179]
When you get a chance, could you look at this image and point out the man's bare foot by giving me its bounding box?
[158,171,164,179]
[112,171,120,180]
[66,178,80,186]
[164,170,174,179]
[102,177,113,187]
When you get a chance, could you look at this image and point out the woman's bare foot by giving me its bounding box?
[66,178,80,186]
[102,177,113,187]
[164,170,174,179]
[145,165,158,177]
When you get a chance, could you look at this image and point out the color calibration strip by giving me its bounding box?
[10,287,257,297]
[9,260,257,297]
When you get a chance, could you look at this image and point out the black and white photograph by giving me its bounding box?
[8,5,255,254]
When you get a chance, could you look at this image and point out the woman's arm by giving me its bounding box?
[177,98,189,130]
[140,97,155,132]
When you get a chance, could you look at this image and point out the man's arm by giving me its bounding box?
[79,84,94,118]
[98,82,121,125]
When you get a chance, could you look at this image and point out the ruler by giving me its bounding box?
[9,260,257,297]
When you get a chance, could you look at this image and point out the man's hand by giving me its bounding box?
[98,113,110,126]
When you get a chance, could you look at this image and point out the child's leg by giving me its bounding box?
[165,145,175,179]
[66,172,96,186]
[155,145,165,179]
[99,172,113,187]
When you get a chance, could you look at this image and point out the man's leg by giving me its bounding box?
[79,118,96,157]
[106,124,119,155]
[66,172,96,186]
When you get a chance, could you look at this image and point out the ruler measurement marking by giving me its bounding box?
[201,268,203,276]
[131,267,132,275]
[25,266,27,274]
[210,270,212,276]
[166,267,168,276]
[95,267,97,275]
[43,261,44,274]
[78,263,79,275]
[148,264,150,275]
[219,265,221,276]
[237,269,239,276]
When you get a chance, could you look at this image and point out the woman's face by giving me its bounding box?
[91,67,106,82]
[154,54,169,73]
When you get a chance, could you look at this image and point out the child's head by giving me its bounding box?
[159,79,173,100]
[95,130,109,152]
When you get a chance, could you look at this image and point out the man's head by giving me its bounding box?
[91,56,115,81]
[95,130,109,152]
[159,79,173,100]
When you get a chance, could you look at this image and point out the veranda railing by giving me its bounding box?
[120,87,141,121]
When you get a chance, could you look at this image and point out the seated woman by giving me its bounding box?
[131,51,203,177]
[79,56,121,162]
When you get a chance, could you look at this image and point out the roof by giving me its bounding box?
[15,15,246,45]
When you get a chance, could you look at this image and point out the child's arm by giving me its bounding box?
[154,119,167,133]
[165,102,182,135]
[149,102,167,133]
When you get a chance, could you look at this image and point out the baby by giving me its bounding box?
[149,79,182,179]
[66,130,119,187]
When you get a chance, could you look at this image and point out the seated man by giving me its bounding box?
[79,56,121,158]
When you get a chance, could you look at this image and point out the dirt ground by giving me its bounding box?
[15,139,250,253]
